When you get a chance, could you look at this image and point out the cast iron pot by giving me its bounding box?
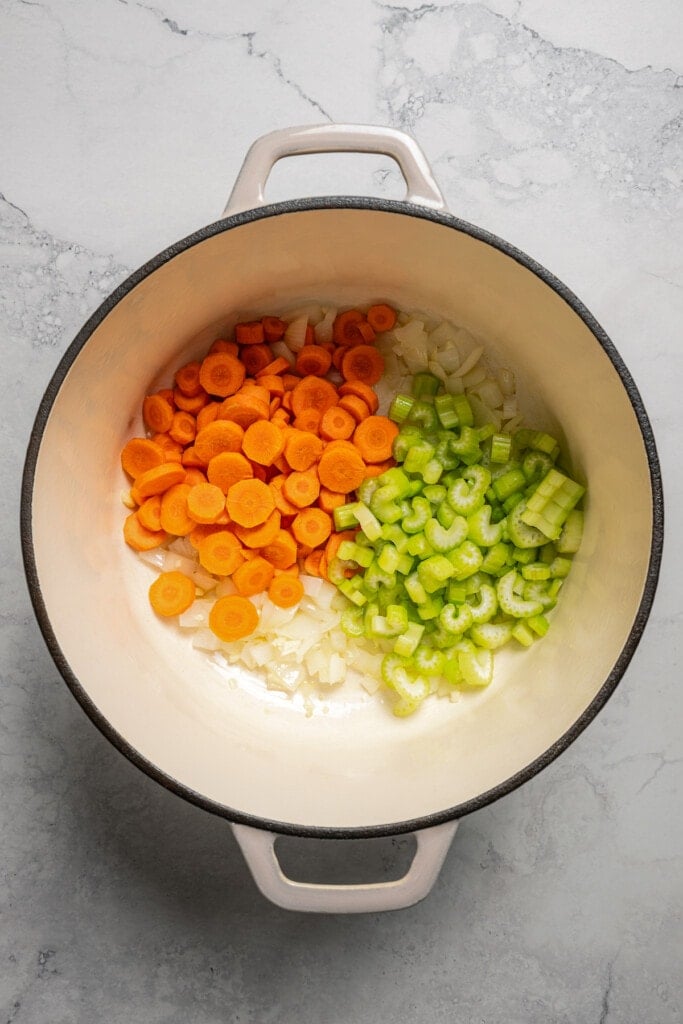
[22,125,663,912]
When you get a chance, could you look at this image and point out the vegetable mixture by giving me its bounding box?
[120,303,585,716]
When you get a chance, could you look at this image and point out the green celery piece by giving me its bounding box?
[377,543,400,574]
[523,580,558,610]
[497,570,544,618]
[490,433,512,464]
[396,553,415,575]
[457,641,493,687]
[452,393,474,427]
[380,523,410,553]
[527,614,550,637]
[467,505,503,547]
[417,554,454,593]
[363,601,379,635]
[388,393,415,423]
[549,556,573,578]
[407,400,439,431]
[521,468,585,540]
[423,484,447,506]
[481,542,511,575]
[493,468,527,501]
[511,621,535,647]
[393,622,425,657]
[402,496,432,534]
[442,654,464,685]
[506,501,547,549]
[364,559,396,591]
[338,580,367,607]
[387,604,409,634]
[416,595,445,620]
[422,459,444,485]
[357,477,380,506]
[468,583,498,623]
[434,438,461,472]
[502,491,524,514]
[521,562,552,581]
[438,602,474,636]
[404,441,435,473]
[412,371,441,399]
[354,502,383,542]
[511,545,537,566]
[538,542,557,564]
[333,502,360,531]
[370,495,404,525]
[425,516,468,553]
[338,541,373,568]
[340,606,365,636]
[406,533,435,559]
[447,540,484,580]
[556,509,584,554]
[405,571,428,605]
[414,645,446,676]
[469,621,514,650]
[375,467,413,499]
[548,578,564,600]
[436,500,457,529]
[434,393,459,429]
[447,580,468,604]
[449,425,480,460]
[446,464,491,516]
[522,450,554,484]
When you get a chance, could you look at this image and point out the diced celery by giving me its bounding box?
[403,496,432,534]
[469,621,514,650]
[333,502,360,531]
[417,555,455,593]
[497,570,544,618]
[511,621,535,647]
[393,622,425,657]
[412,371,441,399]
[556,509,584,554]
[490,433,512,463]
[439,602,473,635]
[468,583,498,623]
[388,393,415,423]
[425,516,468,553]
[521,562,552,581]
[447,540,484,580]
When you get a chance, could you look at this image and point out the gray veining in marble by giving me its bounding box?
[1,1,682,1021]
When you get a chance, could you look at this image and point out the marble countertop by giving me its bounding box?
[1,1,681,1021]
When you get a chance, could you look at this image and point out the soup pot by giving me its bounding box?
[22,124,663,913]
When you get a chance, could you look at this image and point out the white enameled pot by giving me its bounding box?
[22,125,663,913]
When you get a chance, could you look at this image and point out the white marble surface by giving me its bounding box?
[1,1,682,1021]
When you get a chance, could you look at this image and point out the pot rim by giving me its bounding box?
[21,196,664,839]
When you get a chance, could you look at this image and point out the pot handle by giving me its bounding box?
[231,819,458,914]
[223,124,446,216]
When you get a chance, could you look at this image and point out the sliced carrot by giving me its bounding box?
[319,405,355,441]
[217,393,269,429]
[340,345,384,385]
[295,345,332,377]
[233,509,281,549]
[282,373,301,391]
[123,512,167,551]
[169,410,196,446]
[292,508,332,549]
[360,461,393,478]
[317,446,366,494]
[235,321,265,345]
[188,522,223,550]
[318,550,329,581]
[338,380,379,414]
[131,462,186,501]
[209,338,239,356]
[160,483,194,536]
[356,320,377,343]
[353,415,399,463]
[258,375,286,397]
[181,446,204,468]
[137,495,163,532]
[290,376,338,418]
[196,401,220,431]
[274,564,300,578]
[143,394,174,433]
[268,575,304,609]
[242,420,286,467]
[209,595,259,640]
[198,530,245,576]
[269,475,299,516]
[183,468,208,487]
[260,529,298,569]
[194,421,245,464]
[174,389,209,415]
[187,482,226,524]
[149,571,195,617]
[157,388,175,406]
[303,549,324,577]
[331,347,345,371]
[337,394,371,424]
[207,451,253,494]
[333,309,364,346]
[292,409,321,434]
[174,361,203,397]
[232,556,275,597]
[252,464,268,483]
[282,468,320,508]
[269,396,282,417]
[318,487,347,513]
[240,344,272,376]
[262,316,287,342]
[256,356,291,378]
[325,529,358,565]
[120,438,165,479]
[151,433,184,461]
[284,430,324,472]
[367,303,397,333]
[271,408,291,427]
[226,478,275,527]
[199,353,246,398]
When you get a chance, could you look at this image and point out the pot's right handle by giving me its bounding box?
[231,819,458,914]
[223,124,446,216]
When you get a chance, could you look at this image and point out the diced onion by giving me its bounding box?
[284,316,308,351]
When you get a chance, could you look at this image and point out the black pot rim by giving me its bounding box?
[21,196,664,840]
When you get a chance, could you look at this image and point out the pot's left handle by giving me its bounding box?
[231,820,458,914]
[223,124,446,216]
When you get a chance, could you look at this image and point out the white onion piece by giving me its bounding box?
[284,316,308,351]
[283,304,323,325]
[451,344,484,378]
[428,359,447,381]
[435,345,462,373]
[502,395,518,419]
[462,364,487,389]
[179,600,213,629]
[191,629,222,652]
[269,341,295,365]
[498,367,515,396]
[444,373,466,394]
[314,309,336,344]
[472,380,504,410]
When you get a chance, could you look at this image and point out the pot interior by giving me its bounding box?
[28,206,655,831]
